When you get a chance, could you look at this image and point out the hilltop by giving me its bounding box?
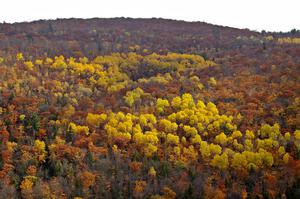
[0,17,261,56]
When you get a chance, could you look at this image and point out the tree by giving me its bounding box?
[16,53,24,61]
[86,113,107,127]
[231,153,247,171]
[24,61,34,70]
[148,166,156,178]
[208,77,217,87]
[215,133,228,146]
[69,122,90,135]
[157,98,170,114]
[211,153,229,170]
[80,171,95,191]
[124,87,144,107]
[166,133,179,145]
[34,140,47,162]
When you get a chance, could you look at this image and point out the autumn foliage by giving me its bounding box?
[0,18,300,198]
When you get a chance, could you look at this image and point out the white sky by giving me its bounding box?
[0,0,299,32]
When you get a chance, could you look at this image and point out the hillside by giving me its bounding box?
[0,18,299,198]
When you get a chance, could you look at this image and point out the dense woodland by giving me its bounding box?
[0,18,300,199]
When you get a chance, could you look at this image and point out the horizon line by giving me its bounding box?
[0,17,298,34]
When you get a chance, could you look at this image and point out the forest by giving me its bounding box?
[0,18,299,199]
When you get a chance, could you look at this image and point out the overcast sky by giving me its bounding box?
[0,0,299,32]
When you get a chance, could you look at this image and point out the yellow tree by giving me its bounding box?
[211,153,229,170]
[86,113,107,127]
[156,98,170,114]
